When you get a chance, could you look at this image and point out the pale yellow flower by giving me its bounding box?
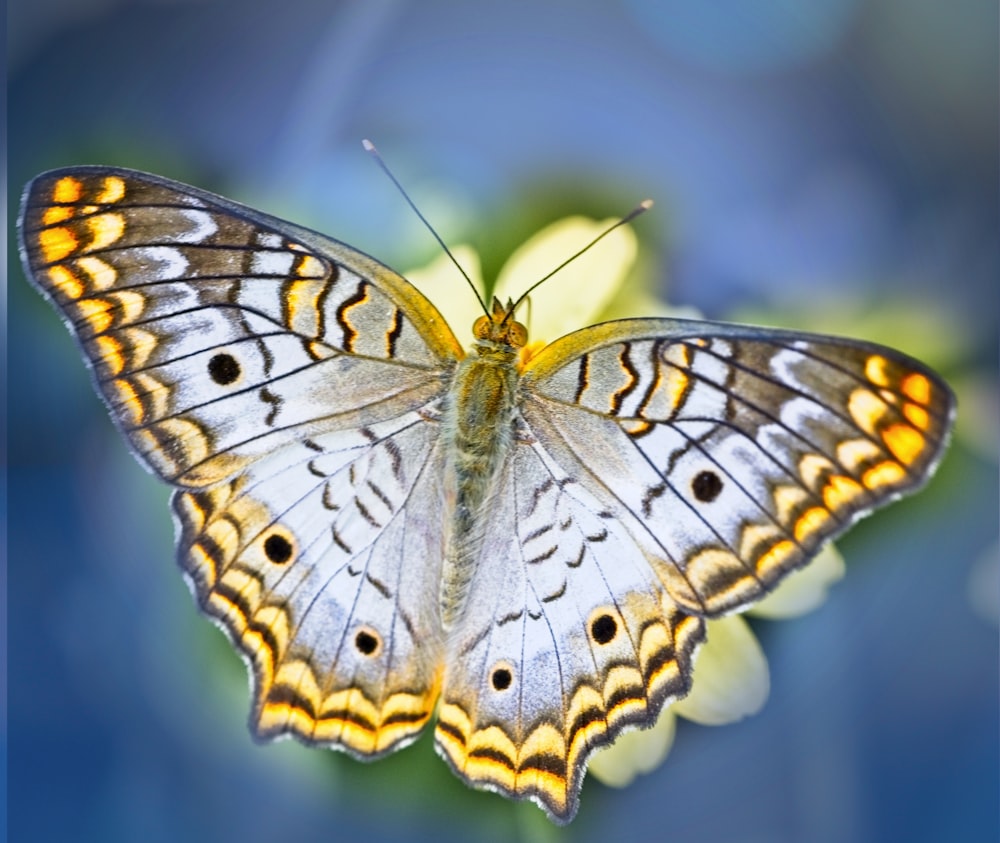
[404,215,649,346]
[405,215,846,791]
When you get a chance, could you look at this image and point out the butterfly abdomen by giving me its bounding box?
[439,342,520,629]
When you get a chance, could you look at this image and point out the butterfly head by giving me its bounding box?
[472,297,528,352]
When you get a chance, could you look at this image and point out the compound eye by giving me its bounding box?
[507,320,528,348]
[473,315,491,339]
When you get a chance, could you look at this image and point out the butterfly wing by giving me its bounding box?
[19,167,461,756]
[521,317,955,616]
[19,167,461,487]
[435,435,705,823]
[437,315,953,822]
[173,418,448,756]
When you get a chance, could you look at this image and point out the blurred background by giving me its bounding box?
[7,1,997,841]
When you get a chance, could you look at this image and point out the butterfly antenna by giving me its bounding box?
[505,198,654,324]
[363,139,489,315]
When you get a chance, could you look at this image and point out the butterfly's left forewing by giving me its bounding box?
[19,167,462,487]
[522,317,955,616]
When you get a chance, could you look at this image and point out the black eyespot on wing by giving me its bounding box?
[208,352,241,385]
[491,667,513,691]
[263,532,293,564]
[355,629,379,656]
[590,614,617,644]
[692,470,723,503]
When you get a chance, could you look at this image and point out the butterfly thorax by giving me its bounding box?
[439,304,527,629]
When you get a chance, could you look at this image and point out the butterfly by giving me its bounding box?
[18,166,955,823]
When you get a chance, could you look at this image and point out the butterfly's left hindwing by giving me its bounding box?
[174,415,448,756]
[522,318,955,616]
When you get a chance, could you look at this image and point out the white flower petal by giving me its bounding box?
[747,542,846,620]
[492,217,638,341]
[587,709,677,788]
[403,245,483,342]
[672,615,769,725]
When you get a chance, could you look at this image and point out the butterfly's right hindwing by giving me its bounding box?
[436,435,705,823]
[19,167,462,488]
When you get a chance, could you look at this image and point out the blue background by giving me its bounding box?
[8,2,998,841]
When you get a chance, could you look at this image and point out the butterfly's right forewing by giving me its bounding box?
[522,317,954,617]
